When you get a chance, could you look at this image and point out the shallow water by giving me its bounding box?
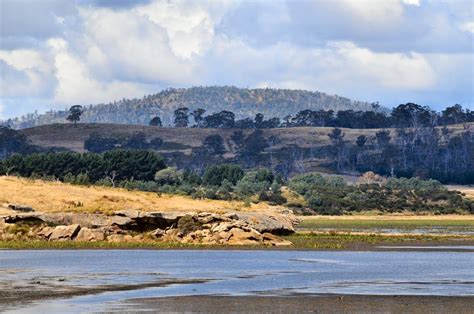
[1,250,473,313]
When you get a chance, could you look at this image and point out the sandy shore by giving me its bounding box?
[123,295,474,313]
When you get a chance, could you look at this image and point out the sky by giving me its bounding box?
[0,0,473,119]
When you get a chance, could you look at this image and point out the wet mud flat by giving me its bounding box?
[0,277,209,308]
[1,249,473,312]
[122,295,474,313]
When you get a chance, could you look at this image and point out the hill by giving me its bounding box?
[7,86,375,129]
[16,122,473,183]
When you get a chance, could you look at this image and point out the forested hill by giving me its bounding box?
[6,86,375,129]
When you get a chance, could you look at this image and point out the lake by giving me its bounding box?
[1,249,473,313]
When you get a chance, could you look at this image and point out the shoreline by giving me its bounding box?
[119,295,474,313]
[1,232,474,251]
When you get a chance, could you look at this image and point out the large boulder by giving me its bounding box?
[227,227,263,245]
[75,228,105,242]
[262,233,293,247]
[177,215,202,235]
[49,224,81,241]
[113,210,183,232]
[235,211,297,235]
[37,226,54,239]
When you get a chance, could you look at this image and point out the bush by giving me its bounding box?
[154,167,183,185]
[203,164,244,186]
[289,173,346,195]
[235,169,275,197]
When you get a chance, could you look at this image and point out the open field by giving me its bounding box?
[447,185,474,200]
[20,122,472,153]
[0,176,276,215]
[298,215,474,229]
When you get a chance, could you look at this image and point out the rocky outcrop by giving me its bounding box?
[75,228,105,242]
[0,209,298,246]
[49,224,81,241]
[7,204,35,213]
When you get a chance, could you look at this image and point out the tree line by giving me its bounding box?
[1,153,472,215]
[146,103,473,129]
[323,125,474,184]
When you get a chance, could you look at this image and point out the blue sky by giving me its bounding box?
[0,0,473,119]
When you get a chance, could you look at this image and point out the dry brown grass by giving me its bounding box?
[21,123,473,153]
[0,176,277,215]
[446,185,474,200]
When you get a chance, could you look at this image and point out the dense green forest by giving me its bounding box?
[2,86,374,129]
[1,152,472,215]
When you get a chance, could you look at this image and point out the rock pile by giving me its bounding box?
[0,209,298,246]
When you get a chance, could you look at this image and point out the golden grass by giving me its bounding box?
[0,176,277,215]
[22,122,473,153]
[446,185,474,200]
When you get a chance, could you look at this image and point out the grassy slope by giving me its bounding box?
[0,176,277,216]
[20,123,473,154]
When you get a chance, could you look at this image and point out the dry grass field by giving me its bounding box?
[20,123,472,153]
[446,185,474,200]
[0,176,277,215]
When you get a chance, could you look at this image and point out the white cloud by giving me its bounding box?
[460,21,474,34]
[402,0,421,6]
[208,38,436,94]
[48,38,151,105]
[0,49,54,97]
[0,0,472,118]
[79,6,196,84]
[135,0,231,59]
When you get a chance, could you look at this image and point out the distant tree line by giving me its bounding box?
[323,125,474,184]
[145,103,473,129]
[85,132,163,153]
[0,150,165,186]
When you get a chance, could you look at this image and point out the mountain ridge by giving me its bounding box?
[5,86,376,129]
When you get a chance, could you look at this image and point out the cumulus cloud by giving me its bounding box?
[460,21,474,33]
[402,0,421,6]
[0,0,472,118]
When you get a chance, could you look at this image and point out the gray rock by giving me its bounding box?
[75,228,105,242]
[150,228,166,238]
[49,224,81,241]
[235,212,296,235]
[37,226,54,239]
[8,204,35,212]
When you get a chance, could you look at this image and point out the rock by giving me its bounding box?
[211,221,246,233]
[227,227,263,245]
[107,234,125,242]
[7,204,35,212]
[212,231,232,243]
[4,214,44,225]
[150,228,166,238]
[222,213,238,220]
[262,233,293,246]
[123,235,133,242]
[177,215,202,235]
[49,224,81,241]
[235,212,297,235]
[114,209,142,219]
[196,212,222,224]
[132,234,143,241]
[37,226,54,239]
[75,228,105,242]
